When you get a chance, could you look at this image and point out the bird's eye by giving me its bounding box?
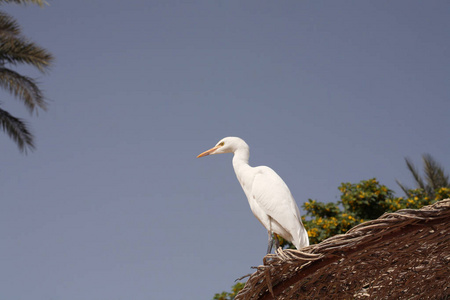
[218,142,225,146]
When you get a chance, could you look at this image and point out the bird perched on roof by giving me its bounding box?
[197,137,309,253]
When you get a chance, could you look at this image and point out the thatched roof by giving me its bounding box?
[236,199,450,300]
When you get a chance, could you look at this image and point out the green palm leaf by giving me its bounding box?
[0,11,21,37]
[0,107,34,152]
[0,4,53,153]
[0,67,46,113]
[0,37,53,72]
[397,154,449,199]
[0,0,47,7]
[423,154,450,190]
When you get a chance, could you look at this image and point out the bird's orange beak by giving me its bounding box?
[197,145,221,158]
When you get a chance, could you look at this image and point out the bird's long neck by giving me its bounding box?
[232,146,253,198]
[232,147,251,175]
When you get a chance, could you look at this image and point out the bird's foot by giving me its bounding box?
[274,233,280,250]
[267,233,282,254]
[266,236,274,254]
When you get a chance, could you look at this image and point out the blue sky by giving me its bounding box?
[1,1,449,299]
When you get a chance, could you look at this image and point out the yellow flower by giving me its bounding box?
[307,229,318,238]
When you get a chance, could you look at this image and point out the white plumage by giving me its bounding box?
[197,137,309,253]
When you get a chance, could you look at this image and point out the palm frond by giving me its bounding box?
[0,11,21,38]
[395,179,411,197]
[0,36,53,72]
[0,106,34,152]
[0,67,46,113]
[404,157,425,190]
[399,154,450,198]
[422,154,450,189]
[437,169,450,188]
[0,0,47,7]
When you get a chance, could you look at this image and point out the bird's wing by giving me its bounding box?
[251,166,302,229]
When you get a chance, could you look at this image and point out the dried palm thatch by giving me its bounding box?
[236,199,450,300]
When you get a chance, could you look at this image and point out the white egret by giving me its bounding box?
[197,137,309,253]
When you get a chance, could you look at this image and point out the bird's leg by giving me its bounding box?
[273,233,280,251]
[267,231,274,254]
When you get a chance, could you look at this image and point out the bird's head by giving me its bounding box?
[197,137,247,158]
